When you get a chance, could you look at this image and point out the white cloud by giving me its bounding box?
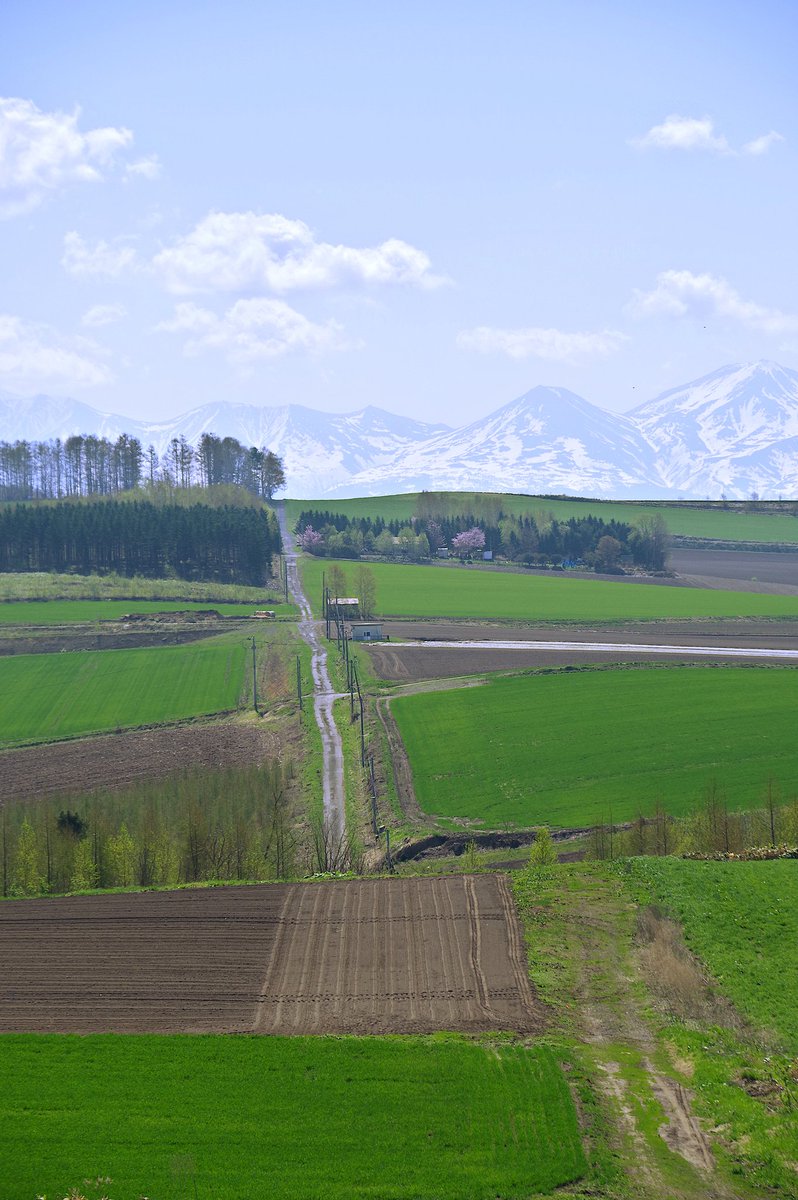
[62,232,138,277]
[156,298,349,364]
[0,97,140,216]
[631,114,783,157]
[125,154,161,180]
[81,303,127,328]
[153,211,446,294]
[0,314,112,388]
[630,269,798,334]
[456,325,628,361]
[742,131,784,156]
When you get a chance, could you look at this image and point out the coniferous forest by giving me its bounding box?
[0,500,280,583]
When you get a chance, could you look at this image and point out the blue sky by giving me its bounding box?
[1,0,796,424]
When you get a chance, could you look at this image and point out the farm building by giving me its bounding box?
[350,622,383,642]
[326,596,360,617]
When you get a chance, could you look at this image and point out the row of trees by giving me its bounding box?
[0,433,285,501]
[0,500,280,583]
[296,506,670,571]
[1,764,298,897]
[590,779,798,860]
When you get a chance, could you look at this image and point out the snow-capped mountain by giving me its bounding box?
[632,361,798,497]
[2,361,798,499]
[339,386,661,498]
[0,394,450,497]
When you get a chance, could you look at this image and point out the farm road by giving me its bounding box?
[389,638,798,660]
[369,619,798,679]
[277,503,345,839]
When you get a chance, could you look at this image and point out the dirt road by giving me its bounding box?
[277,503,345,840]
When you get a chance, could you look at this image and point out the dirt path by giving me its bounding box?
[560,872,743,1198]
[277,503,345,840]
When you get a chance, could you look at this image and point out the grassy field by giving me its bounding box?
[0,571,282,603]
[286,492,798,543]
[0,641,246,745]
[301,555,798,622]
[391,666,798,827]
[625,858,798,1049]
[513,861,798,1198]
[0,599,292,624]
[0,1035,586,1200]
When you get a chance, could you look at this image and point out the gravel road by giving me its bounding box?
[277,503,345,839]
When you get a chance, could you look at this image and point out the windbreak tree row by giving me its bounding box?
[0,432,285,501]
[0,500,281,583]
[296,505,669,571]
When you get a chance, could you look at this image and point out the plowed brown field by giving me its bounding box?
[0,721,276,804]
[0,875,542,1035]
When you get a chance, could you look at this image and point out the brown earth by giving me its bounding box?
[0,875,543,1035]
[671,547,798,591]
[0,720,277,804]
[367,618,798,681]
[0,627,219,656]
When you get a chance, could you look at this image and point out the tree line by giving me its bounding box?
[589,778,798,861]
[0,432,285,501]
[0,499,280,583]
[2,764,298,897]
[296,504,670,571]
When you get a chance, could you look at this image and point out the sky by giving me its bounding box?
[0,0,796,426]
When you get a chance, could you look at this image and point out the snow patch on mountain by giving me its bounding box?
[2,361,798,499]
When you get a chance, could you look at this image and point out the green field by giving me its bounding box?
[625,858,798,1049]
[301,555,798,622]
[0,641,245,745]
[0,599,291,624]
[0,1035,586,1200]
[287,492,798,543]
[391,666,798,827]
[0,571,280,603]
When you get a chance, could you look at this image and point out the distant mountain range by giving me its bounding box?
[2,361,797,500]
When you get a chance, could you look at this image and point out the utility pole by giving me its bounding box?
[296,654,303,711]
[251,636,258,714]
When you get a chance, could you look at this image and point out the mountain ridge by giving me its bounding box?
[1,361,797,500]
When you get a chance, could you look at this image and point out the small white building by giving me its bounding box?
[350,621,383,642]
